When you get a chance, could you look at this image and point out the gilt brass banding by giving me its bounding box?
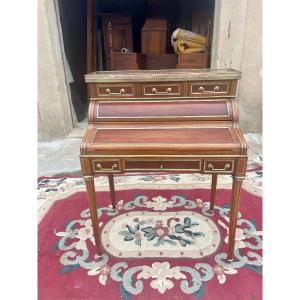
[85,69,242,82]
[83,175,94,182]
[232,175,245,181]
[90,94,236,101]
[81,154,247,158]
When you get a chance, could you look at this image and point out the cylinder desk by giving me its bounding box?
[80,69,248,262]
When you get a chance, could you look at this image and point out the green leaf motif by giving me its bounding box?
[59,264,81,274]
[183,230,194,239]
[193,232,205,237]
[141,226,153,233]
[126,225,136,234]
[184,217,191,226]
[175,224,185,233]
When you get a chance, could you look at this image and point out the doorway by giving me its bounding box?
[57,0,215,121]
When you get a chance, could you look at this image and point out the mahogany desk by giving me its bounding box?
[80,69,248,262]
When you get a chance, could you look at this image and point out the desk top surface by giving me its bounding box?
[85,68,241,83]
[81,124,247,154]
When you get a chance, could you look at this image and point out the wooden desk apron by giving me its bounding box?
[80,69,248,262]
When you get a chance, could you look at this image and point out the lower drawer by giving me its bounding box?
[124,160,201,171]
[203,160,234,173]
[92,159,121,173]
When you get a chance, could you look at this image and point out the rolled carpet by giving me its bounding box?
[171,28,207,54]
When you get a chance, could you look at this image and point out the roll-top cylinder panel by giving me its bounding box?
[88,99,236,122]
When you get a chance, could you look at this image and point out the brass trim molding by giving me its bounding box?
[83,175,94,182]
[95,99,230,119]
[80,154,248,158]
[85,69,242,83]
[232,175,246,181]
[89,95,237,101]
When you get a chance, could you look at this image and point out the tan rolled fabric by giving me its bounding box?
[171,28,207,54]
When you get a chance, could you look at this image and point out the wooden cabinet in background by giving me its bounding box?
[110,53,145,70]
[141,18,167,54]
[177,53,208,69]
[145,54,177,69]
[100,14,133,69]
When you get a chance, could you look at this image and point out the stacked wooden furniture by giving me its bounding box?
[141,18,177,70]
[101,14,145,71]
[80,69,248,262]
[141,18,167,54]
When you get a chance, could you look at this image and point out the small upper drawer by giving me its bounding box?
[189,81,230,97]
[92,160,121,173]
[94,84,136,98]
[203,160,234,173]
[142,83,182,97]
[124,160,201,171]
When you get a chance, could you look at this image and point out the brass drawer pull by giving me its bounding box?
[213,86,220,92]
[96,163,118,170]
[207,163,231,171]
[151,87,172,94]
[198,85,220,93]
[160,164,164,169]
[105,88,126,95]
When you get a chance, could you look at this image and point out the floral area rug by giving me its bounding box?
[38,151,262,299]
[38,186,262,299]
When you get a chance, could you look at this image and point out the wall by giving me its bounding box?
[38,0,74,140]
[238,0,262,133]
[211,0,262,132]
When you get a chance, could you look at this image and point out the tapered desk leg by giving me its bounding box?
[84,175,101,256]
[227,175,244,261]
[108,174,116,209]
[209,174,218,213]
